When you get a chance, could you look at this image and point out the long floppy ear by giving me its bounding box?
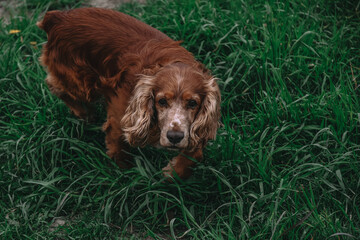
[190,77,221,149]
[121,75,156,147]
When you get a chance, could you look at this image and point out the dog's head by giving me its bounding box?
[121,62,220,151]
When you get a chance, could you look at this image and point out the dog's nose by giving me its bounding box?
[167,131,184,144]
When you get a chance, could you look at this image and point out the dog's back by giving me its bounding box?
[38,8,172,76]
[37,8,176,102]
[37,8,170,42]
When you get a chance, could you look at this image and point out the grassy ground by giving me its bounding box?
[1,0,360,239]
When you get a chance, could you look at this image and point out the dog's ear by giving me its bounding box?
[121,75,156,146]
[189,77,221,149]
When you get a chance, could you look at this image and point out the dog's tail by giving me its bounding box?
[37,10,64,33]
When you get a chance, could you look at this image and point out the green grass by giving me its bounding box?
[1,0,360,239]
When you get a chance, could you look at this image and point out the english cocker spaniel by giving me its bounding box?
[37,7,221,179]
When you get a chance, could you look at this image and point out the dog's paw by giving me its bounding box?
[162,159,192,181]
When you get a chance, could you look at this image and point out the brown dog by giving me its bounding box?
[37,7,221,179]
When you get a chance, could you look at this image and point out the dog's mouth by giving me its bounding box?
[159,133,189,150]
[166,145,181,151]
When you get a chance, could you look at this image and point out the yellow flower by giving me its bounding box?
[9,29,21,34]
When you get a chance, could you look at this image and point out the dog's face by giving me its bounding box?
[154,66,204,149]
[122,62,220,151]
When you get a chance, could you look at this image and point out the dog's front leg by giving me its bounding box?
[103,116,133,168]
[162,148,203,179]
[103,89,133,168]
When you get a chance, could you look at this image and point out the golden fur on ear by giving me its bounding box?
[189,77,221,150]
[121,75,156,146]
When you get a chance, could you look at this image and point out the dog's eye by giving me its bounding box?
[158,98,168,107]
[187,100,198,109]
